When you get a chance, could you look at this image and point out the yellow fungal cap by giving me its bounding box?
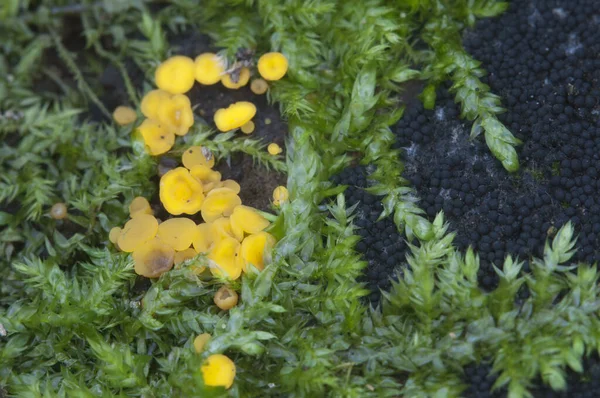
[182,146,215,169]
[155,55,196,94]
[250,78,269,95]
[213,286,239,311]
[133,237,175,278]
[50,202,68,220]
[141,89,171,120]
[138,119,175,156]
[157,94,194,136]
[117,214,158,253]
[129,196,153,218]
[193,333,211,353]
[194,53,225,85]
[273,186,289,206]
[192,223,214,253]
[159,167,205,215]
[109,227,121,245]
[240,121,255,134]
[267,143,282,155]
[201,188,242,223]
[230,205,270,235]
[219,180,241,194]
[157,217,198,251]
[221,67,250,89]
[201,354,236,389]
[212,217,243,242]
[257,52,288,81]
[113,106,137,125]
[174,247,205,274]
[240,231,276,272]
[214,101,257,132]
[208,237,242,279]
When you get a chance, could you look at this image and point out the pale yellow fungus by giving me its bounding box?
[193,333,211,353]
[201,354,236,389]
[118,214,159,253]
[137,119,175,156]
[194,53,225,85]
[141,89,171,120]
[240,121,255,134]
[250,78,269,95]
[132,237,175,278]
[113,106,137,125]
[182,146,215,169]
[157,217,198,251]
[155,55,196,94]
[213,101,257,132]
[159,167,205,215]
[267,143,282,155]
[257,52,288,81]
[157,94,194,136]
[50,203,68,220]
[221,67,250,89]
[240,231,276,272]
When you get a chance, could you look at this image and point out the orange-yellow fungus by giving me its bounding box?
[240,231,276,272]
[267,143,282,155]
[159,167,205,215]
[201,188,242,222]
[132,237,175,278]
[212,217,242,242]
[220,180,241,194]
[50,202,68,220]
[201,354,236,389]
[192,223,214,253]
[257,52,288,81]
[194,53,225,85]
[138,119,175,156]
[213,101,257,132]
[109,227,122,245]
[157,94,194,136]
[129,196,153,218]
[193,333,211,353]
[141,89,171,120]
[272,186,289,206]
[250,78,268,95]
[230,205,270,234]
[213,286,239,311]
[221,67,250,89]
[118,214,159,253]
[182,146,215,169]
[208,237,242,279]
[113,106,137,125]
[155,55,196,94]
[240,121,255,134]
[157,217,198,251]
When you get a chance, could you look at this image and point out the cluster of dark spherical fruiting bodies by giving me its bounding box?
[462,356,600,397]
[394,0,600,290]
[331,166,407,304]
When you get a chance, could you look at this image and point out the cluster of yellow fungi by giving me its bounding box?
[124,50,288,155]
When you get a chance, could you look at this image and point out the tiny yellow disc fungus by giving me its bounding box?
[157,217,198,251]
[212,217,242,242]
[265,118,272,125]
[273,186,289,206]
[214,101,257,132]
[118,214,159,253]
[160,168,205,215]
[155,55,196,94]
[182,146,215,169]
[50,202,68,220]
[220,180,241,194]
[201,354,236,389]
[190,165,222,185]
[250,78,269,95]
[141,89,171,120]
[129,196,153,218]
[157,94,194,136]
[240,231,276,272]
[230,205,270,234]
[240,121,255,134]
[192,223,215,253]
[194,53,225,85]
[257,52,288,81]
[109,227,122,245]
[221,67,250,89]
[267,143,283,155]
[213,286,239,311]
[201,188,242,223]
[113,106,137,126]
[174,247,205,274]
[208,237,242,279]
[138,119,175,156]
[133,237,175,278]
[193,333,211,353]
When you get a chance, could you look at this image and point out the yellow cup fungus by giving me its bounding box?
[157,217,198,251]
[201,188,242,223]
[250,78,269,95]
[182,146,215,169]
[193,223,215,253]
[219,180,241,194]
[212,217,243,242]
[117,214,159,253]
[240,231,276,272]
[50,202,68,220]
[109,227,121,245]
[113,106,137,126]
[189,165,221,184]
[133,237,175,278]
[221,67,250,89]
[157,94,194,136]
[208,237,242,279]
[155,55,196,94]
[129,196,153,218]
[160,167,205,215]
[213,286,239,311]
[174,247,205,274]
[240,121,255,134]
[194,53,225,85]
[257,52,288,81]
[141,89,171,120]
[230,205,270,234]
[267,143,283,155]
[213,101,257,132]
[138,119,175,156]
[193,333,211,353]
[201,354,236,389]
[273,186,289,206]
